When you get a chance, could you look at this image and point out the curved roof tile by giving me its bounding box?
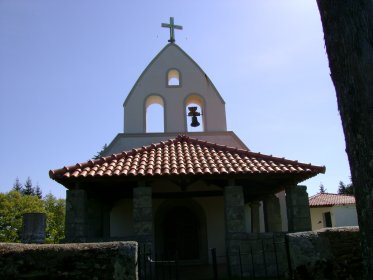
[49,135,325,181]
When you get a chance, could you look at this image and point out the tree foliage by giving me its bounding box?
[0,191,44,242]
[0,191,65,243]
[319,183,326,193]
[12,177,42,198]
[43,193,65,244]
[93,143,108,159]
[338,181,354,195]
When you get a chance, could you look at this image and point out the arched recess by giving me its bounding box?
[185,94,205,132]
[145,95,165,133]
[167,69,181,86]
[154,199,208,263]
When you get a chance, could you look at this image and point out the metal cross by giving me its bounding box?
[161,17,183,43]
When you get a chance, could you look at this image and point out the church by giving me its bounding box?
[50,18,325,265]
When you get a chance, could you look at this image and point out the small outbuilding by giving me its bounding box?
[309,193,358,230]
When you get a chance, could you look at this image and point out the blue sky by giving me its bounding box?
[0,1,350,198]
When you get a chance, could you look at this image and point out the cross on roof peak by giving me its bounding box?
[161,17,183,43]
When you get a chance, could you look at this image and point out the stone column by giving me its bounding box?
[65,189,87,242]
[21,213,46,243]
[224,184,245,276]
[133,186,153,243]
[250,201,261,233]
[263,194,282,232]
[285,185,312,232]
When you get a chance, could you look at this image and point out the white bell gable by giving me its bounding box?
[123,43,227,133]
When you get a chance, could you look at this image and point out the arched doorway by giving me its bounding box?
[155,199,208,263]
[163,206,200,260]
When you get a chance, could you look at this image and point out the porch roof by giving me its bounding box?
[50,135,325,185]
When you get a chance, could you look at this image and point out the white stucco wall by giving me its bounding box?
[276,190,288,232]
[194,196,226,264]
[310,204,358,230]
[123,43,227,134]
[334,205,358,227]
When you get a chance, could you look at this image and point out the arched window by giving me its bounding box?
[185,95,204,132]
[145,95,165,132]
[167,69,180,86]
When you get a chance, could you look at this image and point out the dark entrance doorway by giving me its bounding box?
[162,206,200,260]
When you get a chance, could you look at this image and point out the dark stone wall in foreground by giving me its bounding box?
[0,241,137,280]
[288,226,362,280]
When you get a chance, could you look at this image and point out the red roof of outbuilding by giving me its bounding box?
[309,193,355,207]
[49,135,325,181]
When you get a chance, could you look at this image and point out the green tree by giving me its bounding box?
[12,177,23,192]
[338,181,354,195]
[0,191,65,243]
[316,1,373,276]
[0,191,44,242]
[319,183,326,193]
[93,143,108,159]
[43,193,65,243]
[23,177,35,196]
[35,184,43,199]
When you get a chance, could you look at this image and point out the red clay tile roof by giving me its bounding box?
[49,135,325,181]
[309,193,355,207]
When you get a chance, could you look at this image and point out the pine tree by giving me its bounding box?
[12,177,23,192]
[338,181,346,194]
[93,143,108,159]
[319,184,326,193]
[23,177,34,196]
[338,180,354,195]
[35,184,43,199]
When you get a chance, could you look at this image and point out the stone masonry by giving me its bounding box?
[0,241,138,280]
[22,213,46,244]
[65,189,87,242]
[133,186,153,244]
[285,185,312,232]
[224,185,246,276]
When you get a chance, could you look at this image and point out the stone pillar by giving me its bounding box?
[263,194,282,232]
[285,185,312,232]
[224,184,245,276]
[65,189,87,242]
[22,213,46,243]
[250,201,261,233]
[133,186,153,243]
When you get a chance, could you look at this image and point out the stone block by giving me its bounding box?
[133,221,153,236]
[133,207,153,222]
[21,213,46,244]
[224,186,244,206]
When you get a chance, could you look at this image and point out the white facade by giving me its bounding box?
[310,204,358,230]
[123,43,227,134]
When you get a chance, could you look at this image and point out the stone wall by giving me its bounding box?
[226,227,362,279]
[0,241,137,280]
[287,226,362,280]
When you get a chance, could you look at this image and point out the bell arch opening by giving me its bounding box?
[185,95,204,132]
[167,69,180,86]
[145,95,165,133]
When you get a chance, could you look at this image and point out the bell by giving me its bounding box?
[190,116,200,127]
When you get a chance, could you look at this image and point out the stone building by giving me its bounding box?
[50,18,325,265]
